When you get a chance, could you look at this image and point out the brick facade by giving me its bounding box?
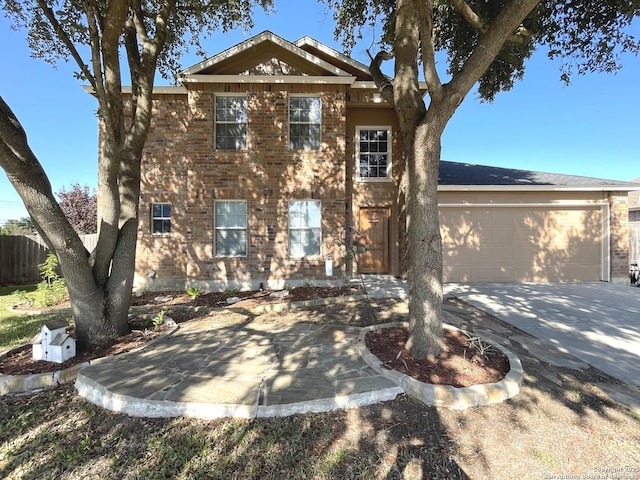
[135,85,350,291]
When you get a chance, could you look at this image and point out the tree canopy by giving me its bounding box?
[325,0,640,100]
[0,0,273,350]
[0,217,36,235]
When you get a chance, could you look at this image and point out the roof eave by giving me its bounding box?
[438,184,640,192]
[180,74,356,85]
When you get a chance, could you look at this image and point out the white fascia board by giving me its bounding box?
[180,74,356,85]
[438,184,640,193]
[181,31,352,78]
[294,36,372,76]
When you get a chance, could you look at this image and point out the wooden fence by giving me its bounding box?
[0,234,98,285]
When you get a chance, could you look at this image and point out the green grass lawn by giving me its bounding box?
[0,285,62,352]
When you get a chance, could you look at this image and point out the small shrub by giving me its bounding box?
[302,281,315,289]
[38,253,60,287]
[463,332,494,360]
[226,287,240,297]
[152,310,165,328]
[32,279,68,308]
[186,287,201,300]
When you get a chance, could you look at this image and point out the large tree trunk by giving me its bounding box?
[0,96,132,350]
[404,118,445,358]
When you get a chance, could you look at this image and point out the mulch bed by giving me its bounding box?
[366,326,510,387]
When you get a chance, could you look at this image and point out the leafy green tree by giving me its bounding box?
[0,217,36,235]
[0,0,273,350]
[325,0,640,358]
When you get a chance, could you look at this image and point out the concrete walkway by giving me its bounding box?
[76,312,403,419]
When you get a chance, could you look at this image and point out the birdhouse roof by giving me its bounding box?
[50,333,74,347]
[43,318,68,332]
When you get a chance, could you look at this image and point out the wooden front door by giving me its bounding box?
[358,207,390,273]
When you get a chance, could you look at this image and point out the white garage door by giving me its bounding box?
[440,205,604,282]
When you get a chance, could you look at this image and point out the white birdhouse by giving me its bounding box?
[31,318,76,363]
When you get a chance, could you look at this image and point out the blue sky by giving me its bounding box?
[1,2,639,225]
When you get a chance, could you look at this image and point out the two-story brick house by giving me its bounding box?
[123,31,635,292]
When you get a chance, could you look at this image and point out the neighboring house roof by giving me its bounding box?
[438,161,640,192]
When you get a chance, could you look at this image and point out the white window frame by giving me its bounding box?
[289,95,321,151]
[214,200,248,257]
[355,126,392,182]
[151,202,171,235]
[288,200,322,257]
[214,94,248,150]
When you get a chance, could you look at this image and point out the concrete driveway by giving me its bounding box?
[444,283,640,388]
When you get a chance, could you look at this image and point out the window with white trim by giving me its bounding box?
[289,96,321,150]
[215,95,247,150]
[288,200,321,257]
[151,203,171,234]
[214,201,247,256]
[356,127,392,181]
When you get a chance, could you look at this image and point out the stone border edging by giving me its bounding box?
[0,319,178,396]
[357,321,524,410]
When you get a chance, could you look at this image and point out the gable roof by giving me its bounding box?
[439,161,639,192]
[181,31,355,82]
[178,30,423,91]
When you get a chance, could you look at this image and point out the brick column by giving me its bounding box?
[608,192,629,284]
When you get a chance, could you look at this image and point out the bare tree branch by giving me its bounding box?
[413,0,442,99]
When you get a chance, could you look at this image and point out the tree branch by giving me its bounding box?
[35,0,96,90]
[368,50,395,106]
[451,0,533,45]
[450,0,487,33]
[413,0,442,100]
[446,0,541,107]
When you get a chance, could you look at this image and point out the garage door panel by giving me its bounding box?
[440,206,602,282]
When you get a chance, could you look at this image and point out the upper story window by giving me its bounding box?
[151,203,171,235]
[214,200,247,256]
[288,200,322,257]
[215,95,247,150]
[356,127,392,181]
[289,96,321,150]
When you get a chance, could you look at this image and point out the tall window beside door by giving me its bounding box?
[356,126,392,181]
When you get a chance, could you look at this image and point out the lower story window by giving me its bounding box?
[215,201,247,256]
[289,200,321,257]
[151,203,171,234]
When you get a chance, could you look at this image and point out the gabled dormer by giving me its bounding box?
[179,31,358,85]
